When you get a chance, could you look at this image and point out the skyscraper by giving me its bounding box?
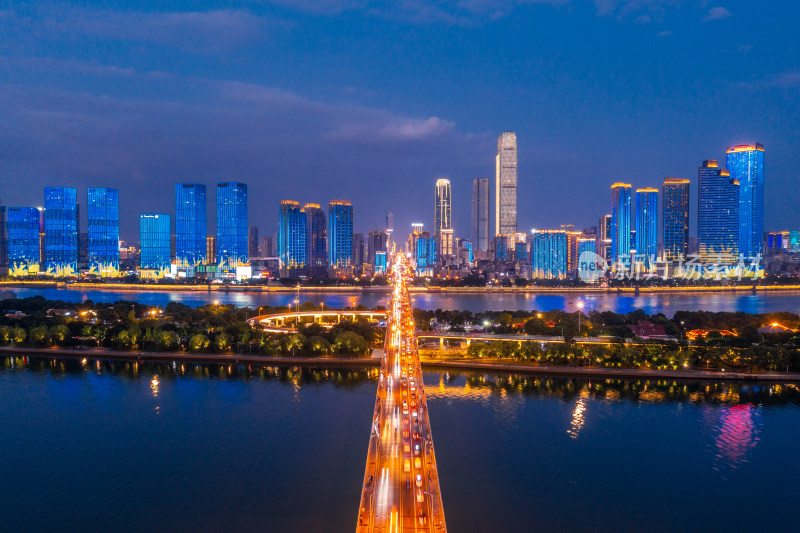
[278,200,307,278]
[471,178,489,252]
[434,178,453,257]
[530,229,568,279]
[328,200,353,276]
[216,182,248,270]
[7,207,40,276]
[495,132,517,236]
[0,199,7,272]
[727,144,765,258]
[139,214,171,274]
[662,177,690,261]
[610,183,632,263]
[634,188,658,263]
[44,186,78,276]
[175,183,207,269]
[698,160,739,264]
[248,225,259,258]
[87,187,120,276]
[305,203,328,277]
[597,214,612,261]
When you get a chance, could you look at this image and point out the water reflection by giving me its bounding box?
[567,394,588,439]
[704,403,763,472]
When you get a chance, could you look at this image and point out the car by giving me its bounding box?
[404,460,411,472]
[404,477,411,490]
[417,511,427,526]
[416,490,424,503]
[403,429,409,439]
[414,457,421,469]
[414,443,421,456]
[415,474,423,487]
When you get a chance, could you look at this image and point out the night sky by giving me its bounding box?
[2,1,798,242]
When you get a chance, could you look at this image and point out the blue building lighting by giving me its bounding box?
[328,200,353,277]
[87,187,119,276]
[531,230,568,279]
[278,200,307,277]
[610,183,632,263]
[698,160,739,264]
[140,214,171,274]
[175,183,207,270]
[44,186,78,276]
[634,188,658,263]
[727,144,764,258]
[216,182,248,271]
[7,207,41,276]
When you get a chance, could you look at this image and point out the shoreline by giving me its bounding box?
[3,346,798,382]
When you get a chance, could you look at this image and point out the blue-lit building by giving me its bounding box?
[610,183,632,264]
[515,241,528,262]
[328,200,353,277]
[87,187,119,276]
[44,186,78,276]
[698,160,739,264]
[634,188,658,264]
[7,207,40,276]
[577,238,596,258]
[727,144,764,258]
[278,201,307,278]
[415,234,437,276]
[495,235,509,261]
[662,178,690,261]
[175,183,207,270]
[216,182,248,271]
[374,251,387,275]
[530,230,568,279]
[305,203,328,277]
[139,214,171,275]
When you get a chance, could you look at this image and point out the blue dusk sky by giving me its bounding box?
[1,0,798,242]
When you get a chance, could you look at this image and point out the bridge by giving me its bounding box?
[356,254,447,532]
[247,310,386,332]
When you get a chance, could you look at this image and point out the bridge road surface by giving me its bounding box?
[357,255,447,532]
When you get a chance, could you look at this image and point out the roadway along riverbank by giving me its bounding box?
[2,346,799,382]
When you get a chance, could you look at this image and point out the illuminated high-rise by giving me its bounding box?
[44,186,78,276]
[434,178,453,257]
[495,132,517,236]
[634,188,658,262]
[530,229,568,279]
[87,187,119,276]
[471,178,489,251]
[610,183,632,263]
[328,200,353,276]
[175,183,207,269]
[597,214,612,261]
[698,160,739,264]
[278,200,307,278]
[727,144,764,258]
[7,207,41,276]
[305,203,328,277]
[216,182,248,270]
[661,178,690,261]
[139,214,171,274]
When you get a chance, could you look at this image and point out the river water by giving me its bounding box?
[7,287,800,315]
[1,356,798,532]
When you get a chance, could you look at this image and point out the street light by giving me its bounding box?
[577,301,584,334]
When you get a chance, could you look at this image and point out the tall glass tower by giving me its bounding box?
[634,188,658,264]
[87,187,119,276]
[495,132,517,236]
[216,182,248,270]
[434,178,453,257]
[175,183,207,269]
[278,200,307,278]
[139,214,171,274]
[698,160,739,264]
[661,178,690,261]
[727,144,764,258]
[471,177,489,251]
[328,200,353,276]
[44,186,78,276]
[610,183,632,263]
[530,229,568,279]
[7,207,41,276]
[304,203,328,278]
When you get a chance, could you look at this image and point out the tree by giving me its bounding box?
[49,324,71,346]
[30,326,49,346]
[189,334,210,353]
[214,333,233,353]
[306,336,331,355]
[282,334,307,355]
[12,327,26,345]
[334,331,369,355]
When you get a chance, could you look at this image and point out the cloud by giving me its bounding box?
[735,71,800,91]
[658,29,672,37]
[704,6,732,21]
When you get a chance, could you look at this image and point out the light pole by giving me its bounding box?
[577,301,584,335]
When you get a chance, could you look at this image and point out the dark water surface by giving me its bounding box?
[1,356,798,532]
[8,287,800,316]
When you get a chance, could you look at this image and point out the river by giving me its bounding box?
[1,356,798,532]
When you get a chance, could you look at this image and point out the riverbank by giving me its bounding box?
[3,346,799,381]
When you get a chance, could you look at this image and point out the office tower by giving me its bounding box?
[353,233,365,272]
[175,183,207,269]
[139,214,171,274]
[278,200,307,278]
[662,178,690,261]
[367,230,388,269]
[562,227,582,273]
[530,229,568,279]
[248,225,259,258]
[577,238,596,257]
[87,187,120,276]
[78,233,88,265]
[7,207,40,276]
[434,178,453,257]
[216,182,248,270]
[260,235,277,257]
[407,223,424,257]
[44,186,78,276]
[471,178,490,251]
[698,160,739,264]
[0,200,6,271]
[727,144,765,258]
[303,203,327,277]
[610,183,632,263]
[415,231,437,276]
[596,214,612,261]
[328,200,353,277]
[634,188,658,263]
[495,132,517,236]
[206,236,216,265]
[495,234,509,261]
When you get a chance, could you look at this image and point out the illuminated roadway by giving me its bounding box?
[356,254,447,532]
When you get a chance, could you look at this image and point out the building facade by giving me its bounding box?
[87,187,120,276]
[175,183,207,270]
[727,144,764,258]
[216,182,248,270]
[139,214,171,274]
[610,183,632,264]
[434,178,453,257]
[7,207,40,276]
[304,203,328,278]
[662,178,690,261]
[634,188,658,263]
[278,200,307,278]
[698,160,739,264]
[248,225,259,259]
[44,186,78,276]
[328,200,353,277]
[471,177,490,252]
[495,132,517,236]
[530,229,568,279]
